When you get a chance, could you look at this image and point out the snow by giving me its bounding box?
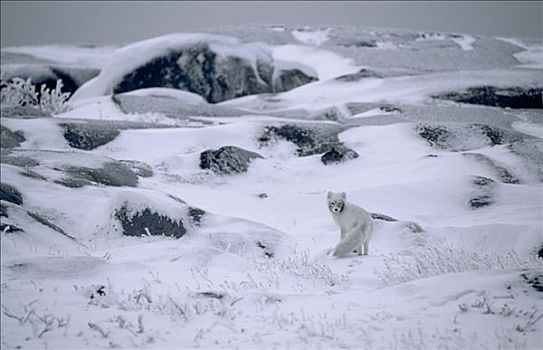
[272,44,359,82]
[2,26,542,350]
[451,34,477,51]
[496,37,543,69]
[291,27,332,46]
[2,45,116,69]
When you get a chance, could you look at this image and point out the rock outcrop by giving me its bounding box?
[200,146,263,175]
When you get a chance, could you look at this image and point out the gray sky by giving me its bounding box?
[1,1,541,47]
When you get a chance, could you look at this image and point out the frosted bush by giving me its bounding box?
[0,77,70,114]
[377,245,540,286]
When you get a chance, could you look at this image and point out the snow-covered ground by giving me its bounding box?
[1,25,542,349]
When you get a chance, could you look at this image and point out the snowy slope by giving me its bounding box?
[1,25,542,349]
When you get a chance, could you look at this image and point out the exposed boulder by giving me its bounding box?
[73,34,317,103]
[115,204,187,239]
[433,86,543,109]
[188,207,206,225]
[61,122,120,150]
[272,62,317,92]
[61,162,139,187]
[199,146,263,175]
[321,145,359,165]
[416,124,453,149]
[0,223,23,233]
[370,212,424,233]
[463,154,519,184]
[469,176,497,209]
[0,183,23,205]
[258,124,340,156]
[521,272,543,293]
[416,123,521,151]
[335,68,382,82]
[1,126,25,149]
[27,210,79,242]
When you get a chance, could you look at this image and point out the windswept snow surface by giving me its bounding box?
[2,45,117,69]
[1,26,542,350]
[291,27,332,46]
[497,37,543,69]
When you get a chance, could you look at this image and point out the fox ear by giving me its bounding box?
[327,191,333,199]
[340,192,346,199]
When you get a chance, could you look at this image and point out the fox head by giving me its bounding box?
[327,191,346,214]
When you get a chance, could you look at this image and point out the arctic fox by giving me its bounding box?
[327,191,373,257]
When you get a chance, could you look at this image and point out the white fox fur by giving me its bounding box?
[327,191,373,257]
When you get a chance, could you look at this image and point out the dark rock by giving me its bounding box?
[90,286,107,300]
[54,178,93,188]
[0,183,23,205]
[119,160,153,178]
[380,105,402,113]
[538,245,543,260]
[433,86,543,109]
[63,161,139,187]
[417,124,453,149]
[258,124,339,156]
[521,272,543,293]
[472,175,496,187]
[167,194,187,205]
[405,222,424,233]
[416,123,518,152]
[469,176,497,209]
[188,207,205,225]
[0,105,49,118]
[321,145,359,165]
[61,123,120,150]
[19,169,47,181]
[1,126,25,149]
[469,124,504,146]
[464,154,519,184]
[469,195,493,209]
[257,193,268,199]
[335,39,377,48]
[256,241,274,258]
[370,212,424,233]
[196,291,225,299]
[27,211,78,242]
[370,212,398,222]
[199,146,263,175]
[272,67,317,92]
[113,43,316,103]
[0,223,23,233]
[1,155,39,167]
[335,68,382,82]
[115,204,186,239]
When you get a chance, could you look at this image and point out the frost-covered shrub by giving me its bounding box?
[377,246,540,286]
[0,77,70,114]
